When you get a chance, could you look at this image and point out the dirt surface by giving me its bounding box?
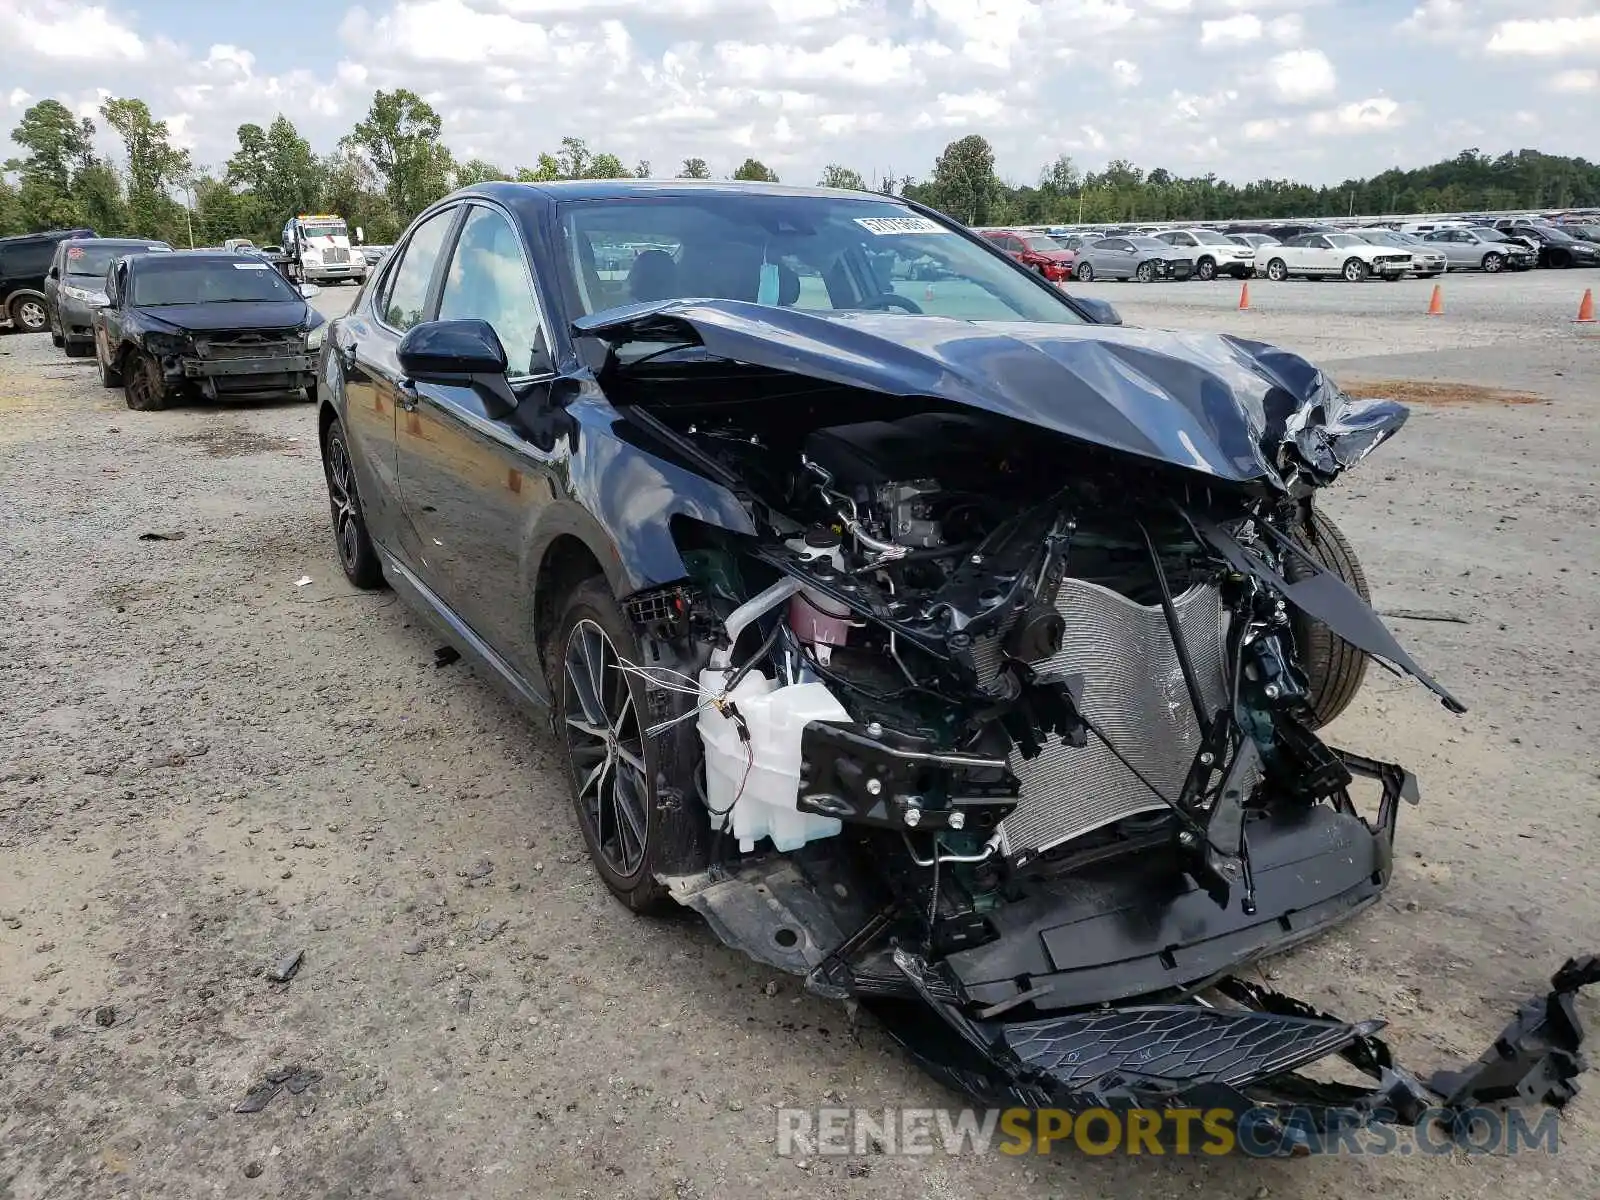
[2,289,1598,1199]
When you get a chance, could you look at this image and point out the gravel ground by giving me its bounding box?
[1,277,1597,1199]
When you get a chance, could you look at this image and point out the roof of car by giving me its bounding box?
[61,237,167,248]
[125,249,259,270]
[463,179,891,204]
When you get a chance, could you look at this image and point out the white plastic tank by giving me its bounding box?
[697,667,852,853]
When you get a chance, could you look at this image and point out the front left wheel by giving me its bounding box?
[1288,507,1371,729]
[123,351,167,411]
[9,295,47,333]
[549,578,672,913]
[322,420,386,589]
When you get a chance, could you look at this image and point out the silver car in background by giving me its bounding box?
[1073,235,1195,282]
[1352,229,1446,278]
[1421,227,1537,273]
[1152,228,1255,280]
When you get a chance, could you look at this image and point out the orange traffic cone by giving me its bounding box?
[1577,288,1596,323]
[1426,284,1444,316]
[1237,281,1251,310]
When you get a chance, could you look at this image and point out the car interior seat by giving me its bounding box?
[627,250,679,303]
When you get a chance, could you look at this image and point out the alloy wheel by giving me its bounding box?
[16,300,46,331]
[561,619,649,879]
[326,434,361,570]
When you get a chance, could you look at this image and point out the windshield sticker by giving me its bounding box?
[854,216,946,236]
[67,246,84,258]
[232,262,270,270]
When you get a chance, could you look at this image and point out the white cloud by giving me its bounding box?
[1307,96,1402,134]
[1486,15,1600,57]
[1266,48,1336,102]
[1266,13,1302,42]
[0,0,146,61]
[7,89,33,109]
[1110,58,1142,86]
[1200,13,1261,46]
[714,36,922,87]
[1242,116,1292,140]
[1548,68,1600,92]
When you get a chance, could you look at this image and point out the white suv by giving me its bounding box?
[1153,229,1256,281]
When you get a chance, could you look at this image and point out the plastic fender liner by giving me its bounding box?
[1188,512,1466,713]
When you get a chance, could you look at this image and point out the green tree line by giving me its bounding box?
[6,94,1598,246]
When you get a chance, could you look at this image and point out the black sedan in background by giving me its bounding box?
[1497,224,1600,268]
[300,179,1593,1140]
[92,251,325,411]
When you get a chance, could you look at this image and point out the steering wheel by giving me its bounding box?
[857,292,923,314]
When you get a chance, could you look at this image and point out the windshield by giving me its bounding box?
[1325,234,1365,248]
[557,194,1085,325]
[131,257,298,305]
[66,242,170,278]
[1126,236,1172,251]
[1473,229,1510,243]
[1021,236,1060,252]
[302,223,347,241]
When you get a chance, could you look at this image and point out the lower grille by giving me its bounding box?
[998,578,1230,856]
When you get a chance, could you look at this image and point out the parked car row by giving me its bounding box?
[9,229,328,410]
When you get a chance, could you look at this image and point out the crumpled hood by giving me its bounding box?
[573,299,1405,490]
[134,301,311,335]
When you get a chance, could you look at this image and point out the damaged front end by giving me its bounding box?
[582,300,1595,1146]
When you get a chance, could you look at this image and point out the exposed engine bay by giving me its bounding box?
[577,300,1594,1146]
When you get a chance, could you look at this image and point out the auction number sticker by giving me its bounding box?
[854,216,946,236]
[67,246,85,259]
[232,262,270,270]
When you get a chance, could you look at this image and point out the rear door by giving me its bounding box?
[394,201,559,681]
[346,204,464,571]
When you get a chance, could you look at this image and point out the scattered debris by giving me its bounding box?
[1380,607,1471,625]
[402,938,427,956]
[464,858,493,881]
[266,950,304,984]
[137,531,185,542]
[94,1006,116,1028]
[433,645,461,668]
[234,1084,278,1114]
[293,576,312,588]
[456,989,473,1015]
[473,917,508,942]
[285,1068,323,1095]
[244,1162,264,1179]
[235,1067,322,1114]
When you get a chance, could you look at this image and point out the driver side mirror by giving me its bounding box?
[48,266,60,280]
[1073,296,1122,326]
[397,319,518,420]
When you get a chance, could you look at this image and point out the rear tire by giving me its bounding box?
[1287,507,1371,729]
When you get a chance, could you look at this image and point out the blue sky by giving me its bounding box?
[3,0,1596,189]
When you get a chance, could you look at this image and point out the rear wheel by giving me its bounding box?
[1288,507,1371,728]
[549,579,672,913]
[9,295,47,333]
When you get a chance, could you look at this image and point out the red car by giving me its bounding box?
[979,229,1076,281]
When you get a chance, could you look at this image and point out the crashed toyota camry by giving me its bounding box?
[316,181,1595,1149]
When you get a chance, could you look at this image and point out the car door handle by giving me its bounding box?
[398,380,419,412]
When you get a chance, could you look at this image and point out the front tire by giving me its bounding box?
[322,420,386,590]
[64,339,92,358]
[1075,261,1094,282]
[1288,508,1371,729]
[123,351,167,411]
[549,579,672,913]
[1195,257,1216,281]
[97,340,123,388]
[1482,252,1504,273]
[1135,261,1157,283]
[1266,258,1288,282]
[1342,258,1369,282]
